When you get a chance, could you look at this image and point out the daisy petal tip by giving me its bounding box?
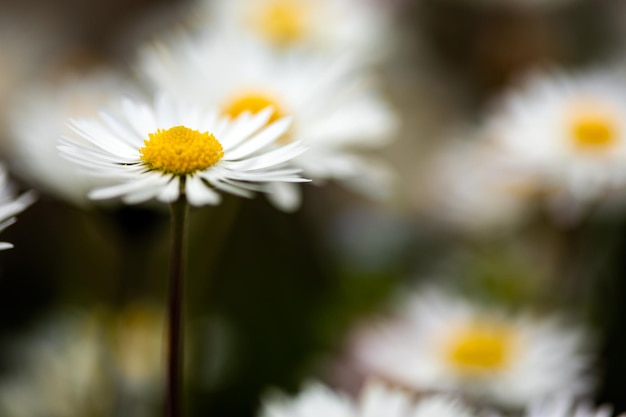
[0,242,14,251]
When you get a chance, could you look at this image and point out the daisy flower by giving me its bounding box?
[525,399,614,417]
[0,305,165,417]
[193,0,391,60]
[486,70,626,209]
[138,34,397,210]
[260,380,475,417]
[0,312,110,417]
[58,94,309,206]
[6,69,143,205]
[0,164,36,250]
[423,137,540,234]
[347,290,593,408]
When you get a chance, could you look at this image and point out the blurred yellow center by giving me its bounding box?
[447,324,513,373]
[251,0,310,45]
[223,93,285,124]
[140,126,224,175]
[222,92,292,143]
[570,114,617,151]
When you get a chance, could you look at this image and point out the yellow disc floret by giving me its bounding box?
[140,126,224,175]
[249,0,311,45]
[568,101,619,152]
[446,322,514,374]
[222,91,292,143]
[571,114,617,151]
[223,92,285,124]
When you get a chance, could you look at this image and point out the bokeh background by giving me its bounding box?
[1,0,626,416]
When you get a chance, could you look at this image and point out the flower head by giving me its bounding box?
[194,0,391,60]
[525,398,614,417]
[260,380,474,417]
[486,70,626,207]
[423,137,539,234]
[58,94,309,206]
[347,290,593,408]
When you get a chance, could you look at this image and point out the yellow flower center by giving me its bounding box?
[446,323,514,374]
[223,92,285,124]
[568,102,619,152]
[139,126,224,175]
[222,91,291,143]
[249,0,311,45]
[571,116,616,151]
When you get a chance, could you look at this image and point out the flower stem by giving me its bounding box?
[166,183,189,417]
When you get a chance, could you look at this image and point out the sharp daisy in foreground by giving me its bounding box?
[346,290,593,408]
[58,93,310,417]
[260,380,475,417]
[0,164,36,250]
[58,94,310,206]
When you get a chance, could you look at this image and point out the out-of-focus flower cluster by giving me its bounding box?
[1,0,626,416]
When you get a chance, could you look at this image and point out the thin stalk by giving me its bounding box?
[166,179,189,417]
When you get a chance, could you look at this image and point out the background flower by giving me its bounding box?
[346,289,593,408]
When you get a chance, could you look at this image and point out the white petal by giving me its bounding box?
[0,242,14,250]
[157,178,182,203]
[89,175,169,200]
[266,182,301,212]
[186,177,222,206]
[225,117,292,160]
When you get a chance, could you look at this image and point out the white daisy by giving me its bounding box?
[0,312,110,417]
[0,165,36,250]
[138,34,397,210]
[58,94,309,206]
[525,398,614,417]
[260,380,475,417]
[6,69,143,205]
[486,70,626,208]
[423,137,540,234]
[347,290,593,408]
[193,0,391,60]
[0,305,165,417]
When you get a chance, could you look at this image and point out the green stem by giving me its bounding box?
[166,180,189,417]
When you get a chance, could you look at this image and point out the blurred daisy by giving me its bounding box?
[525,399,613,417]
[261,380,475,417]
[6,69,142,205]
[194,0,391,60]
[58,94,309,206]
[139,35,397,210]
[347,290,593,408]
[0,313,111,417]
[423,137,540,234]
[0,164,36,250]
[0,305,165,417]
[487,70,626,209]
